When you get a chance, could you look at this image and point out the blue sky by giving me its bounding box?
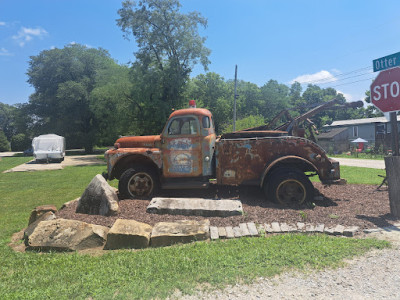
[1,0,400,105]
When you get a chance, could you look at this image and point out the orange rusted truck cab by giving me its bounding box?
[105,103,340,205]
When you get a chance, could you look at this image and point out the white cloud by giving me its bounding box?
[290,70,337,85]
[0,47,13,56]
[12,26,48,47]
[0,21,6,26]
[337,90,353,101]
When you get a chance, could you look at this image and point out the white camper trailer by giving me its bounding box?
[32,134,65,162]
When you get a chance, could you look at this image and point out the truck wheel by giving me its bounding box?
[119,166,158,199]
[265,167,314,205]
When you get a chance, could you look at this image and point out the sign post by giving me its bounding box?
[372,57,400,216]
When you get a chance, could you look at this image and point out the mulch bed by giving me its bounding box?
[57,183,398,230]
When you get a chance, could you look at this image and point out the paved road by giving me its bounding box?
[331,157,385,169]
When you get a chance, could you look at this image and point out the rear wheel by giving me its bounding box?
[119,166,158,199]
[264,167,314,205]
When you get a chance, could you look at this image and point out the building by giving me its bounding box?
[317,127,349,153]
[319,115,400,152]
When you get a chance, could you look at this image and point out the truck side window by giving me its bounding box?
[168,117,198,135]
[202,116,210,128]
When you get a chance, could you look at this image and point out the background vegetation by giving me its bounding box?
[0,0,382,153]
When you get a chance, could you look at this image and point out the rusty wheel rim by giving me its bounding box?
[128,172,154,197]
[276,179,306,205]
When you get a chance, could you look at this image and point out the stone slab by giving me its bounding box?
[233,226,242,238]
[333,225,345,236]
[324,227,335,235]
[271,222,281,233]
[218,227,227,239]
[343,226,359,237]
[239,223,251,237]
[225,226,235,239]
[150,220,210,247]
[210,226,219,240]
[297,222,305,232]
[104,219,152,250]
[306,224,315,233]
[315,224,325,233]
[147,197,243,217]
[247,222,259,236]
[264,223,274,234]
[280,223,289,232]
[287,224,298,233]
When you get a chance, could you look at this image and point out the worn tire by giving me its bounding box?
[264,167,314,205]
[118,166,158,199]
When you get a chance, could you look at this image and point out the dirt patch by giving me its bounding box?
[57,183,398,230]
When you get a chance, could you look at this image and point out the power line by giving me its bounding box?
[296,66,372,85]
[329,76,376,88]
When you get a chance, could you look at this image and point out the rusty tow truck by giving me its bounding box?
[104,99,361,205]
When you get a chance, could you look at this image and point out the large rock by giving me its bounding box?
[151,219,210,247]
[26,218,109,251]
[147,197,243,217]
[104,219,153,250]
[76,174,119,216]
[28,205,58,225]
[24,211,56,245]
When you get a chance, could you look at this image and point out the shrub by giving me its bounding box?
[10,133,31,151]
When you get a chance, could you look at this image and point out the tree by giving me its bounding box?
[117,0,211,133]
[0,102,17,140]
[0,129,10,152]
[27,44,118,152]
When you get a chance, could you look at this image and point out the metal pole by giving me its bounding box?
[390,111,399,156]
[233,65,238,132]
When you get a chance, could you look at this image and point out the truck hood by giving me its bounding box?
[115,135,161,149]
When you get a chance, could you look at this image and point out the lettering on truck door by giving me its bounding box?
[161,116,202,177]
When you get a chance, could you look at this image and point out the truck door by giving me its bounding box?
[161,116,203,178]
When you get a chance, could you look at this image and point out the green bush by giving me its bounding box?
[10,133,31,151]
[0,130,10,152]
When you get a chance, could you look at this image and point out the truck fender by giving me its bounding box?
[260,155,318,188]
[109,151,162,180]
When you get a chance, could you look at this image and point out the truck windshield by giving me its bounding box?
[168,117,199,135]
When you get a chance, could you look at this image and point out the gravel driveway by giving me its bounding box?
[179,229,400,300]
[332,157,385,169]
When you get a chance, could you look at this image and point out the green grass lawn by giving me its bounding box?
[310,165,386,185]
[0,156,390,299]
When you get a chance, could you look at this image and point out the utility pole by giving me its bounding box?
[233,65,238,131]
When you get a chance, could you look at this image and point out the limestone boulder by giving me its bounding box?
[151,219,210,247]
[28,205,58,225]
[104,219,153,250]
[24,211,56,245]
[26,218,109,251]
[76,174,119,216]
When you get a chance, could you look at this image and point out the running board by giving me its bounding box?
[161,181,210,190]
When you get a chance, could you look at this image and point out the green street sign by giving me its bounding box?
[373,52,400,72]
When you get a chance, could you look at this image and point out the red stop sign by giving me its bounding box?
[371,67,400,112]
